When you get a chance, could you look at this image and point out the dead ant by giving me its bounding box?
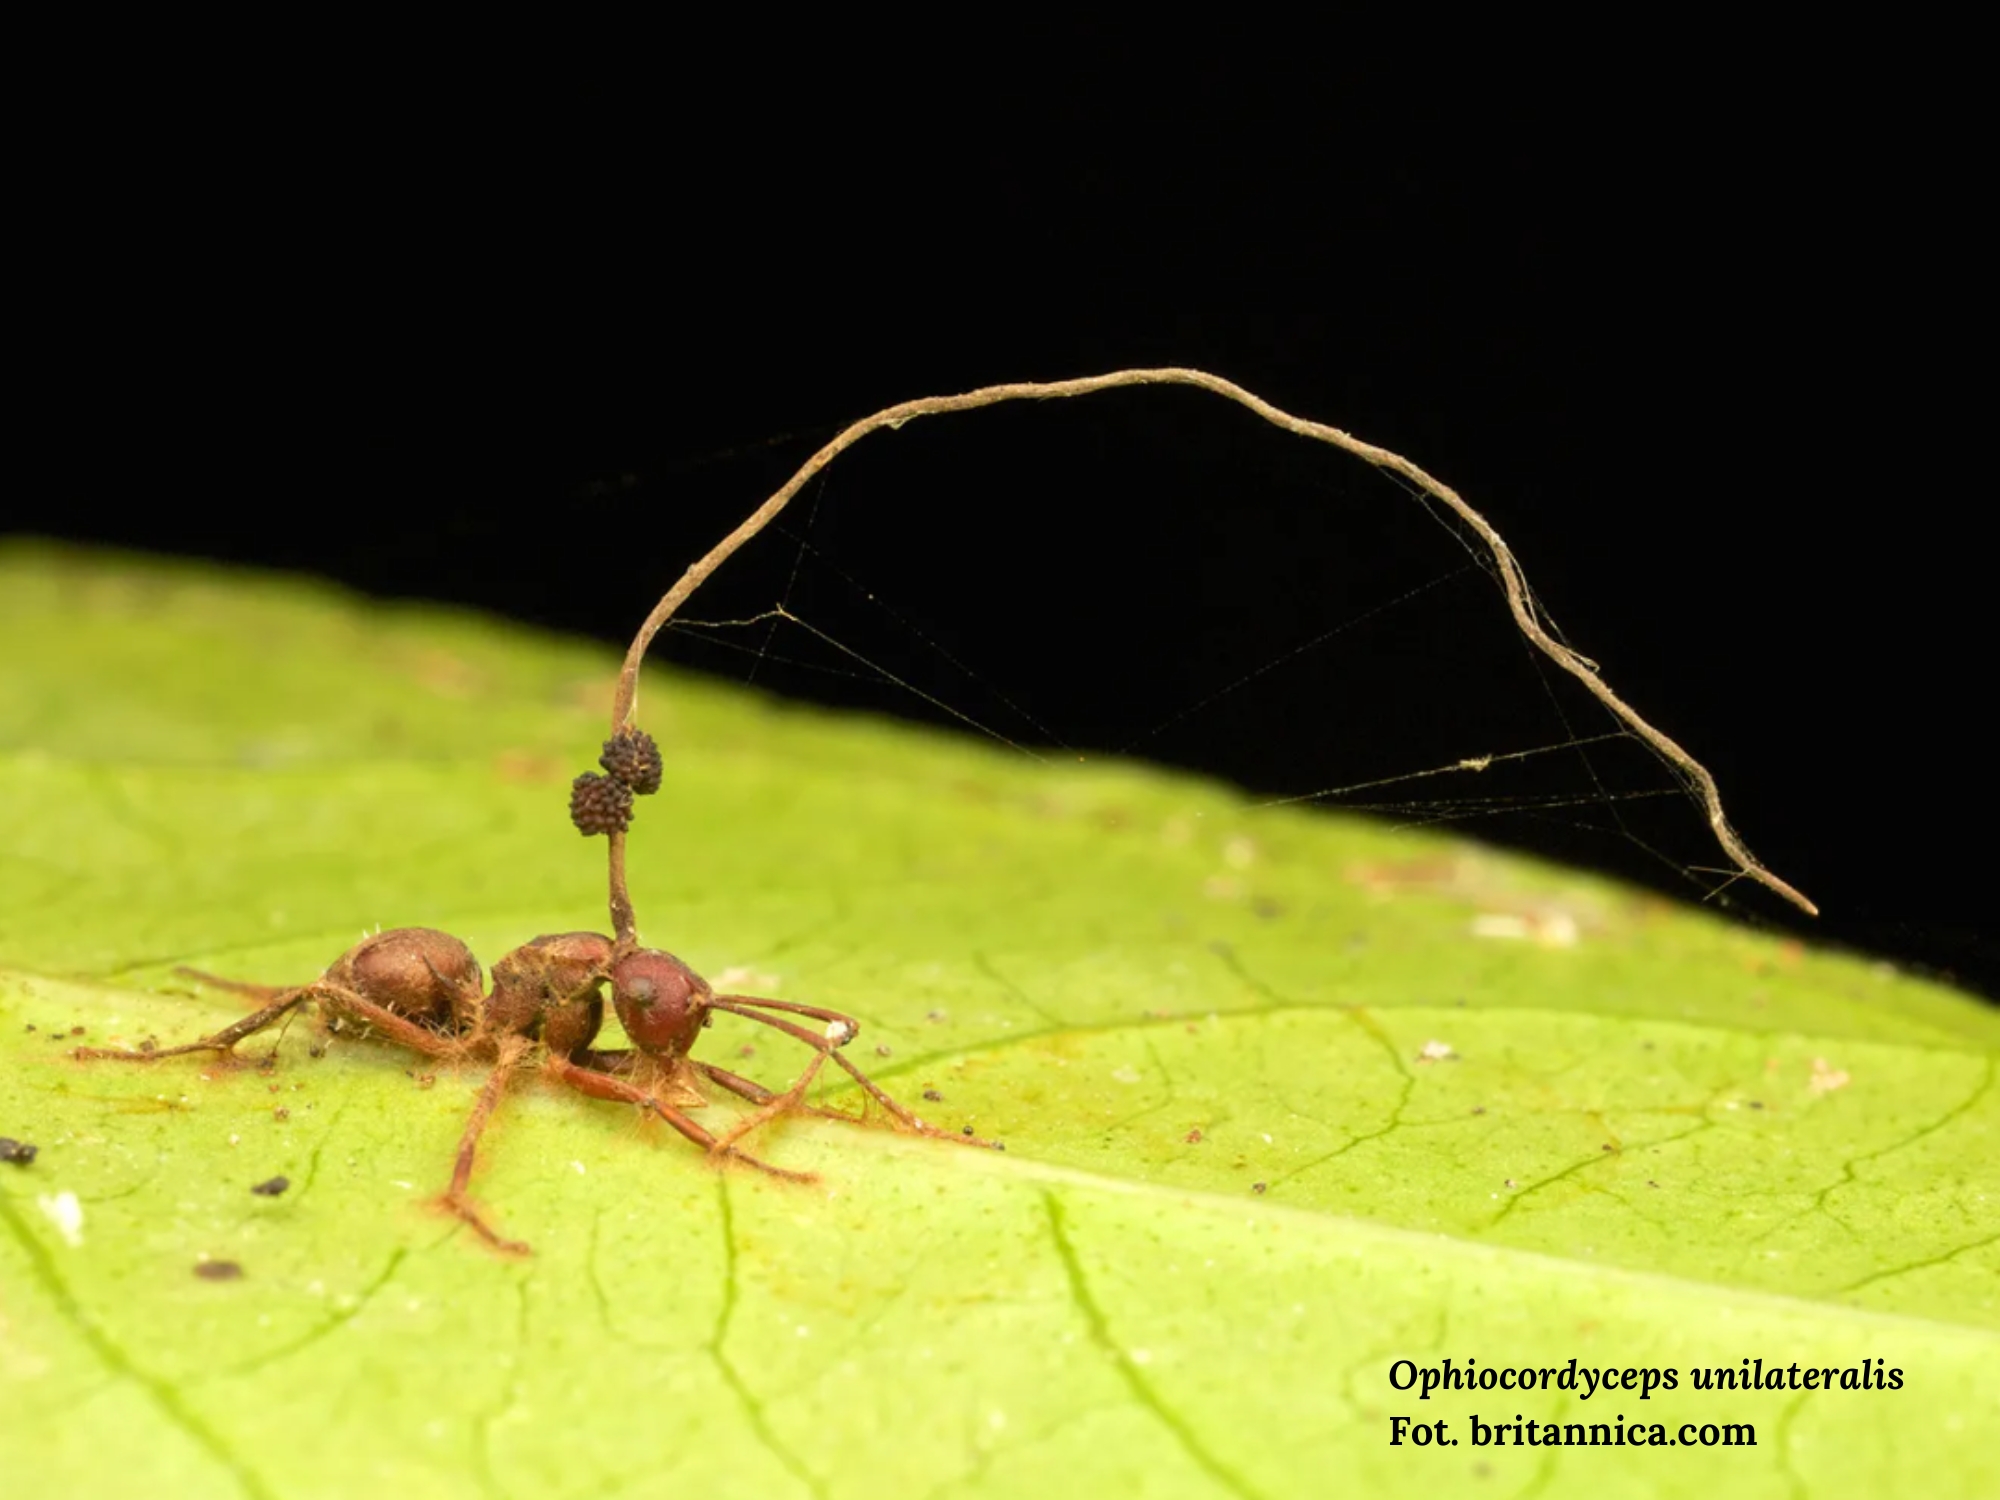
[77,722,984,1251]
[79,584,988,1254]
[80,913,980,1252]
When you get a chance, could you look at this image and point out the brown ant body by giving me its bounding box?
[80,922,978,1252]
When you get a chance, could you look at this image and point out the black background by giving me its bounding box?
[12,75,1993,1001]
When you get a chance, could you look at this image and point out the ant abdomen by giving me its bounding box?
[610,948,710,1060]
[487,932,613,1059]
[326,928,484,1034]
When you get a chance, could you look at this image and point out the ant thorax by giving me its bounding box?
[485,932,613,1058]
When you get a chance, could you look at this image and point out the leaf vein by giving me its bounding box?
[1042,1189,1267,1500]
[0,1186,277,1500]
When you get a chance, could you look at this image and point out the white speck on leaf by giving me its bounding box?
[1538,911,1580,947]
[1472,910,1579,947]
[1809,1057,1851,1095]
[38,1192,83,1247]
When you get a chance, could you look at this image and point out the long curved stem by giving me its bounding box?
[609,368,1814,918]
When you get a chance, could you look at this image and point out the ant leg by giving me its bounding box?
[175,967,290,1002]
[703,1048,834,1156]
[547,1058,816,1185]
[79,981,464,1065]
[693,1059,860,1124]
[75,988,313,1061]
[708,996,867,1145]
[590,1052,861,1128]
[691,1059,777,1103]
[438,1039,530,1256]
[712,997,998,1148]
[320,992,467,1060]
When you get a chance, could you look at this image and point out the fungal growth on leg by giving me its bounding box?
[77,367,1812,1252]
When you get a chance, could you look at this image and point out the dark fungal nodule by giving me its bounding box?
[599,727,663,795]
[568,772,634,835]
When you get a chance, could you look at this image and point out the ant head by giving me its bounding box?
[330,928,484,1031]
[487,932,614,1057]
[609,948,711,1059]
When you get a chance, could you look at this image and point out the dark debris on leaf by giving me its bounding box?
[0,1138,38,1166]
[195,1261,244,1281]
[251,1176,290,1197]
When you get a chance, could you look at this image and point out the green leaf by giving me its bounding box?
[2,543,1995,1499]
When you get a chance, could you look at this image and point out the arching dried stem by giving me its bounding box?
[608,368,1814,922]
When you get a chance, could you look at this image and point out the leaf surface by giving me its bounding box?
[1,545,1995,1498]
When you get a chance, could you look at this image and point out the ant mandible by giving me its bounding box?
[78,726,988,1253]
